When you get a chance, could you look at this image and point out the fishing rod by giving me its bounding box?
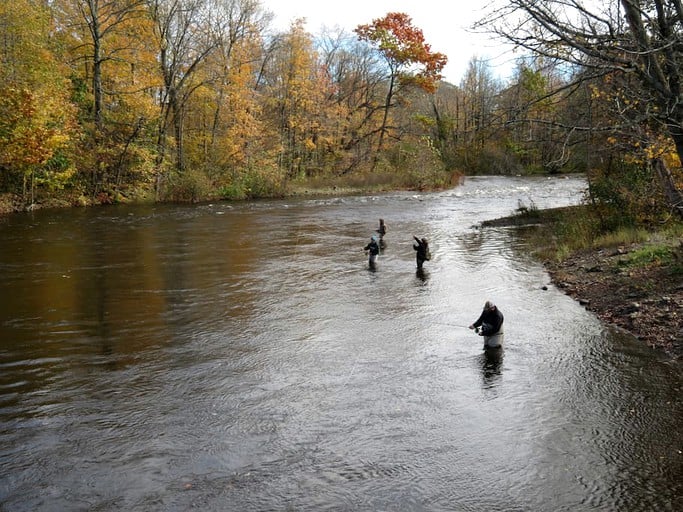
[433,322,471,329]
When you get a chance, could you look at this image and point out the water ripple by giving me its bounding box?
[1,176,680,511]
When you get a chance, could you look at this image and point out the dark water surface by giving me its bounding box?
[1,176,681,511]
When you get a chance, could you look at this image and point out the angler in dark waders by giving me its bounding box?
[413,236,430,269]
[376,218,387,251]
[469,301,504,349]
[364,235,380,268]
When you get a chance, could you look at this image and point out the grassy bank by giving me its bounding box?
[484,204,683,358]
[0,168,462,215]
[490,204,683,265]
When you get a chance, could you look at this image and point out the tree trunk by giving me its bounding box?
[377,74,395,155]
[88,0,104,194]
[652,157,683,217]
[173,100,184,173]
[669,116,683,175]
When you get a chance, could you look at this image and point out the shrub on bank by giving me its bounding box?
[517,204,683,267]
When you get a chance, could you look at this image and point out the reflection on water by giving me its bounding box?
[0,176,681,511]
[415,267,429,283]
[480,348,504,389]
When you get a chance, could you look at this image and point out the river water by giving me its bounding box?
[0,176,680,511]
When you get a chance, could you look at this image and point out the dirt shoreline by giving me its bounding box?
[483,215,682,360]
[544,247,682,360]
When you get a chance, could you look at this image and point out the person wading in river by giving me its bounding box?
[376,218,387,239]
[469,301,504,349]
[376,218,387,251]
[413,236,430,269]
[364,235,380,267]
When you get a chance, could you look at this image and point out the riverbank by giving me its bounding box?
[0,171,464,215]
[0,186,399,214]
[544,244,682,360]
[483,207,683,360]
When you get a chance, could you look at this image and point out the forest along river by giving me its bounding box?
[0,175,681,511]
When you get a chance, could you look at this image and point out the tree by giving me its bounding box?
[460,57,499,151]
[71,0,148,136]
[184,0,272,175]
[0,0,78,203]
[148,0,221,179]
[480,0,683,209]
[497,60,568,172]
[354,12,447,158]
[64,0,156,193]
[262,20,338,178]
[317,28,385,172]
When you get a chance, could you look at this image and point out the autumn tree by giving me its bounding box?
[262,19,337,178]
[209,39,270,171]
[208,0,271,169]
[317,28,385,172]
[354,12,447,159]
[70,0,148,136]
[480,0,683,212]
[148,0,221,180]
[62,0,157,194]
[0,0,78,204]
[185,0,281,197]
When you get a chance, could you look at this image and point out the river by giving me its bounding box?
[0,175,680,511]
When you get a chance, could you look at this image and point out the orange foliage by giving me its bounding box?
[355,12,447,93]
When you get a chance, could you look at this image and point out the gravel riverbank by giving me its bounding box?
[544,244,682,360]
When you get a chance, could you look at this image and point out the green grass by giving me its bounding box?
[617,245,679,269]
[517,205,683,269]
[592,227,650,248]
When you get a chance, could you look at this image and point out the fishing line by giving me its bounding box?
[433,322,471,329]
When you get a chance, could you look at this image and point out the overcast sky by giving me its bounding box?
[260,0,517,84]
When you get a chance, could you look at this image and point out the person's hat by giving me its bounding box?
[421,237,428,243]
[371,235,378,241]
[484,300,495,310]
